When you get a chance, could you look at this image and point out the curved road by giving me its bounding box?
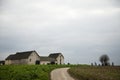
[51,68,75,80]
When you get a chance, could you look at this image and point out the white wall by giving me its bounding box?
[28,52,40,64]
[56,54,64,64]
[5,59,27,65]
[5,60,11,65]
[40,61,50,65]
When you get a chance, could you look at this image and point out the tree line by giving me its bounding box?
[91,54,114,66]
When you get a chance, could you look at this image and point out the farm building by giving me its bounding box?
[40,53,64,65]
[5,51,64,65]
[5,51,40,65]
[49,53,64,64]
[40,56,55,65]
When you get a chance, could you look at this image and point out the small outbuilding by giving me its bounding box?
[40,56,55,65]
[0,61,5,65]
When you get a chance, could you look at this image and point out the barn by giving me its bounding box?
[49,53,64,64]
[5,51,40,65]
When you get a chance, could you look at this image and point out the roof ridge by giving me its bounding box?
[6,50,37,60]
[16,50,35,53]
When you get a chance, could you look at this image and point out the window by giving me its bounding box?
[29,59,31,62]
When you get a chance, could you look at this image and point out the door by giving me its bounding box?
[35,60,40,65]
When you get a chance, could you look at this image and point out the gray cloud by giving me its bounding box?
[0,0,120,65]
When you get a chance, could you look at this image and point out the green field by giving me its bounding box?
[68,66,120,80]
[0,65,70,80]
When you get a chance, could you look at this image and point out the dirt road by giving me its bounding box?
[51,68,75,80]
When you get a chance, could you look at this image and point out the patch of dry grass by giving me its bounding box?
[68,66,120,80]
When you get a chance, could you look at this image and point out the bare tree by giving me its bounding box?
[99,54,110,66]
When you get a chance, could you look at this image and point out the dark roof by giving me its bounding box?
[40,56,55,61]
[49,53,64,59]
[6,51,37,60]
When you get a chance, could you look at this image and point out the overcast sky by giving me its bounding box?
[0,0,120,65]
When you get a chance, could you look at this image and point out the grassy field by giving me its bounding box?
[68,65,120,80]
[0,65,71,80]
[1,65,119,80]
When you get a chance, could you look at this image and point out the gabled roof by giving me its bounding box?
[48,53,64,59]
[6,51,37,60]
[40,56,55,61]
